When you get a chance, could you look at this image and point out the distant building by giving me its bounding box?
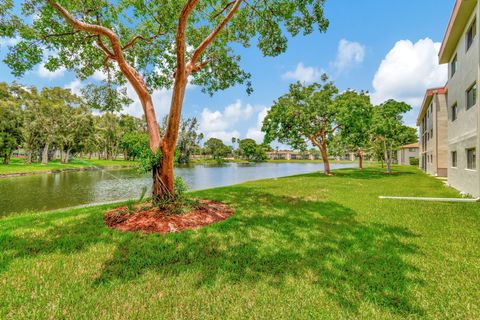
[439,0,479,196]
[266,150,319,161]
[397,143,420,165]
[416,87,449,176]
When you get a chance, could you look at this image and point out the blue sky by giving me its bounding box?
[0,0,454,144]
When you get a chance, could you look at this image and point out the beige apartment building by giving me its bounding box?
[439,0,480,196]
[416,87,449,177]
[397,143,420,165]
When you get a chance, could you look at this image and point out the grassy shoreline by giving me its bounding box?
[1,166,479,319]
[0,158,139,177]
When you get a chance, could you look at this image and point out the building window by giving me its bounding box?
[452,151,457,168]
[466,83,477,109]
[430,129,433,138]
[451,103,457,121]
[467,148,476,170]
[451,54,458,77]
[409,148,416,152]
[466,18,477,52]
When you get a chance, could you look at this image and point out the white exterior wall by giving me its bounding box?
[446,3,480,196]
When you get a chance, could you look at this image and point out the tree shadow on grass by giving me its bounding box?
[93,187,424,316]
[327,167,417,180]
[0,186,424,316]
[0,207,113,273]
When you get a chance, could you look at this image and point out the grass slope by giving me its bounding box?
[0,166,479,319]
[0,158,138,175]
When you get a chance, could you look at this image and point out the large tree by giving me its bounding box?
[239,138,266,162]
[204,137,231,160]
[176,117,202,164]
[371,99,415,174]
[57,103,93,163]
[1,0,329,201]
[0,83,24,164]
[262,78,338,175]
[335,90,373,169]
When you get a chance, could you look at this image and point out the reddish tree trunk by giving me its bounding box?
[358,150,363,169]
[319,142,331,175]
[152,146,175,202]
[310,135,331,176]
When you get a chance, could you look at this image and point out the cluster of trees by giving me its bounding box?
[0,83,97,164]
[202,137,269,162]
[0,83,206,166]
[262,76,417,175]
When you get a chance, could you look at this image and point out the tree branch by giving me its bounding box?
[212,1,235,19]
[96,35,115,59]
[191,58,211,73]
[122,28,165,51]
[43,30,80,39]
[47,0,162,151]
[188,0,242,70]
[163,0,201,148]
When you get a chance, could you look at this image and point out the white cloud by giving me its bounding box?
[282,63,323,83]
[246,107,270,143]
[122,84,172,119]
[65,79,83,96]
[63,70,195,121]
[0,37,20,47]
[199,100,257,143]
[333,39,365,72]
[92,70,108,81]
[204,130,241,143]
[371,38,447,126]
[37,63,66,79]
[200,100,253,132]
[371,38,447,106]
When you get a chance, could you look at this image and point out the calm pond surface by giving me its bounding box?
[0,162,354,215]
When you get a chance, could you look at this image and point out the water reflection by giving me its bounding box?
[0,162,354,215]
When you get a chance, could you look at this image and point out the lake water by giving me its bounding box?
[0,162,354,215]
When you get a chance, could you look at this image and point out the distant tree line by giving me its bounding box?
[0,82,274,166]
[0,83,205,165]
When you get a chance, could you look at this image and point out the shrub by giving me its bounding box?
[174,176,189,200]
[409,157,419,166]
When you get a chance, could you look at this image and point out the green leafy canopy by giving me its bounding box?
[1,0,329,99]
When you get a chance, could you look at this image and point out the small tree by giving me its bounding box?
[204,138,231,160]
[335,90,373,169]
[239,138,266,162]
[121,132,150,161]
[98,113,122,160]
[371,100,414,174]
[57,104,92,163]
[262,78,339,175]
[176,118,202,164]
[2,0,329,202]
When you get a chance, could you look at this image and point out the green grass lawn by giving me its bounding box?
[267,159,357,164]
[0,166,479,319]
[0,157,138,175]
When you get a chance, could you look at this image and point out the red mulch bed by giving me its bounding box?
[104,200,233,234]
